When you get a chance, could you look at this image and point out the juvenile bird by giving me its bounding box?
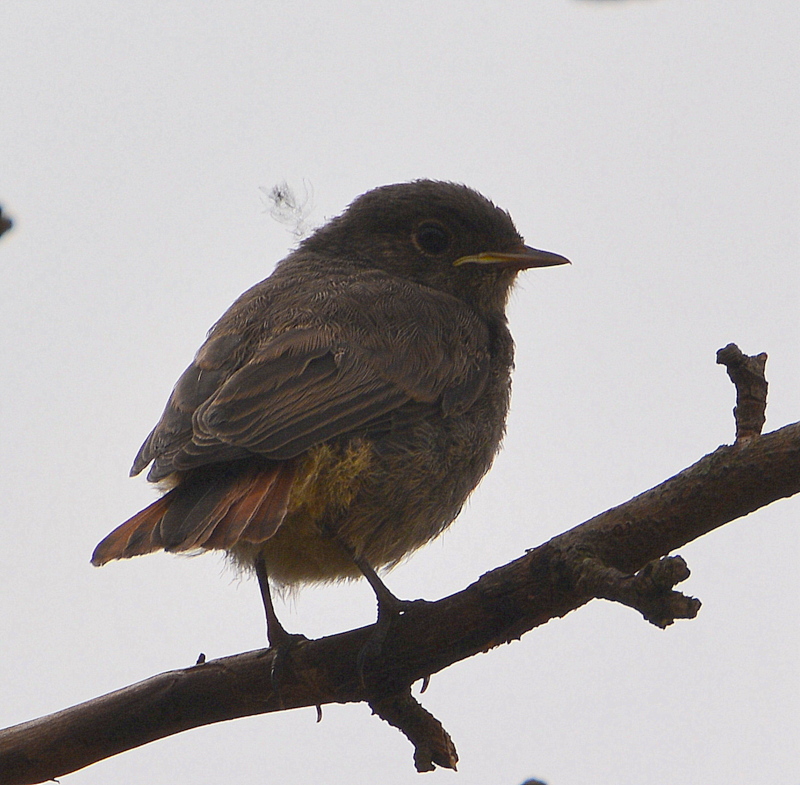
[92,180,568,645]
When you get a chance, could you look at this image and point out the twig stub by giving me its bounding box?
[369,689,458,773]
[716,343,768,442]
[573,554,701,629]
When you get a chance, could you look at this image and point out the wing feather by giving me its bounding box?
[131,275,491,480]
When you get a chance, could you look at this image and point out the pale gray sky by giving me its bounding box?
[1,2,798,784]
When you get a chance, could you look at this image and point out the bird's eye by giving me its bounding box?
[414,222,451,255]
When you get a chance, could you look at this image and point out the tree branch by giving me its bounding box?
[1,348,797,784]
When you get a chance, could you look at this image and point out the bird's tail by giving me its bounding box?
[91,460,298,566]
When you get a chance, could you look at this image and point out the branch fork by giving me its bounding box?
[573,553,700,628]
[556,344,766,630]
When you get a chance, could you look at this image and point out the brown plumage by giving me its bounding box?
[92,180,568,622]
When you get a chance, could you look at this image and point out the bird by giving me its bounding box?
[92,180,569,647]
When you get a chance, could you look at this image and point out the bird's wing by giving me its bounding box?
[132,276,490,481]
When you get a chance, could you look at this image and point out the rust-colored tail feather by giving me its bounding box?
[91,461,297,566]
[91,494,172,565]
[204,462,297,548]
[241,459,298,542]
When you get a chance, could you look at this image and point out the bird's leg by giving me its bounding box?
[351,553,417,621]
[327,536,427,683]
[254,554,294,647]
[254,554,305,695]
[352,554,429,685]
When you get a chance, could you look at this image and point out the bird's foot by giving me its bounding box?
[254,555,308,700]
[267,626,308,704]
[357,594,430,687]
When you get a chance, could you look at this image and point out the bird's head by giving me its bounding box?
[297,180,569,315]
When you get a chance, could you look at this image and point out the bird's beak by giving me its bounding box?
[454,245,570,270]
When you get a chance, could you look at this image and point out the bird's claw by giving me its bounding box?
[357,597,430,688]
[269,631,308,703]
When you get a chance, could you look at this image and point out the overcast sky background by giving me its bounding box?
[1,2,798,784]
